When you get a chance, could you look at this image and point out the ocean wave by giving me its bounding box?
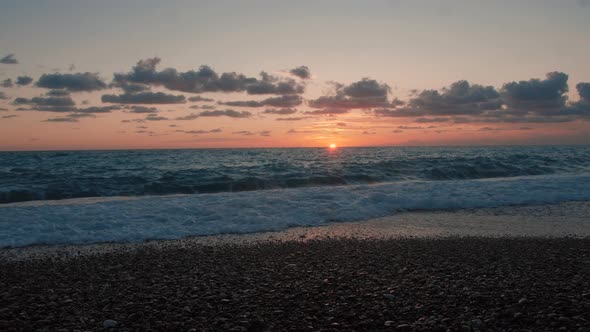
[1,146,589,203]
[1,173,589,248]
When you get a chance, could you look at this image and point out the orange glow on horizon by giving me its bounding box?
[329,143,337,149]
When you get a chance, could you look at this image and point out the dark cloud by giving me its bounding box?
[37,72,107,92]
[0,107,7,111]
[501,72,568,113]
[2,114,17,119]
[113,58,304,95]
[102,92,186,104]
[219,95,303,108]
[188,96,215,102]
[117,83,151,94]
[44,113,96,123]
[125,106,159,114]
[289,66,311,79]
[0,92,7,100]
[233,130,271,136]
[397,125,425,130]
[16,103,119,113]
[175,113,200,121]
[414,117,451,123]
[16,76,33,86]
[276,116,311,121]
[578,83,590,102]
[262,108,297,115]
[0,54,18,64]
[14,96,76,107]
[304,108,350,115]
[2,79,13,88]
[144,114,169,121]
[308,78,392,111]
[46,89,70,97]
[375,80,501,117]
[199,109,251,118]
[183,128,223,134]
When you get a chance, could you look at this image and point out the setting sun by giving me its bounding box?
[329,143,337,149]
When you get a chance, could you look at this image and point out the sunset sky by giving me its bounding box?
[1,0,590,150]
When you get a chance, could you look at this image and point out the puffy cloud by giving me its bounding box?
[37,72,107,92]
[578,83,590,102]
[262,108,297,115]
[16,76,33,86]
[188,95,214,102]
[308,78,392,111]
[289,66,311,79]
[2,79,13,88]
[0,54,18,64]
[375,80,501,117]
[220,95,303,108]
[113,58,304,95]
[501,72,568,113]
[101,92,186,104]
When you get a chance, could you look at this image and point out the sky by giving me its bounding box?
[1,0,590,150]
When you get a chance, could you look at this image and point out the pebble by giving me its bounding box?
[103,319,117,329]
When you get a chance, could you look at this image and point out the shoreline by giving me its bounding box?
[2,200,589,261]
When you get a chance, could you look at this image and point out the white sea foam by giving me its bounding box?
[1,174,590,248]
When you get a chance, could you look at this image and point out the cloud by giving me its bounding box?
[501,71,568,114]
[188,95,215,102]
[289,66,311,79]
[15,103,120,113]
[308,78,392,111]
[2,79,13,88]
[262,108,297,115]
[46,89,70,97]
[276,116,311,121]
[101,92,186,104]
[414,117,451,123]
[375,80,501,117]
[37,72,107,92]
[14,96,76,107]
[182,128,223,134]
[125,106,159,114]
[16,76,33,86]
[0,92,7,100]
[144,114,169,121]
[304,108,350,115]
[397,125,425,130]
[2,114,17,119]
[199,109,251,118]
[0,54,18,64]
[219,95,303,108]
[233,130,271,136]
[117,83,151,94]
[113,58,304,95]
[44,113,96,123]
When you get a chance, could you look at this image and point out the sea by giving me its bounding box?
[1,145,590,248]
